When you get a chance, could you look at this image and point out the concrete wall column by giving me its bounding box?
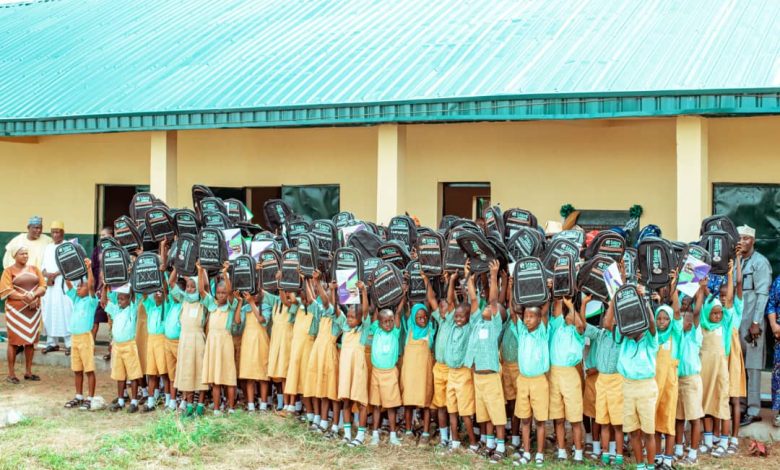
[376,124,405,224]
[675,116,708,241]
[150,131,178,206]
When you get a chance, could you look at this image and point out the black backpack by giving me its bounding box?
[576,255,612,301]
[235,222,263,239]
[101,246,131,286]
[191,184,215,220]
[542,238,580,276]
[552,253,576,298]
[670,241,687,268]
[623,247,638,283]
[199,197,228,217]
[224,198,248,224]
[174,234,199,277]
[388,215,417,251]
[456,229,496,274]
[438,215,459,231]
[144,207,176,243]
[699,230,735,275]
[370,261,405,308]
[138,224,158,253]
[55,242,88,281]
[263,199,293,233]
[113,216,142,252]
[512,257,549,307]
[637,237,673,288]
[198,228,227,270]
[362,257,382,283]
[680,244,711,269]
[553,229,585,248]
[131,252,164,294]
[416,232,445,276]
[483,206,504,238]
[486,232,511,270]
[172,209,200,237]
[279,250,302,291]
[376,225,389,241]
[377,241,411,271]
[312,220,338,260]
[98,236,122,252]
[130,192,158,226]
[503,208,538,239]
[406,260,427,303]
[348,230,383,259]
[253,230,286,254]
[700,215,738,243]
[584,231,626,262]
[259,249,281,291]
[332,211,355,229]
[230,254,258,294]
[507,226,544,261]
[296,233,319,278]
[332,247,364,281]
[286,220,310,247]
[613,284,651,337]
[202,212,232,230]
[444,227,470,272]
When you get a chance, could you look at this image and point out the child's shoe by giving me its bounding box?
[513,451,531,466]
[141,404,156,413]
[418,434,431,447]
[389,434,402,446]
[369,434,380,446]
[195,403,205,416]
[489,450,506,464]
[109,402,124,412]
[534,453,544,467]
[127,403,139,413]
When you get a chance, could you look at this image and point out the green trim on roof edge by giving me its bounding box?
[2,91,779,136]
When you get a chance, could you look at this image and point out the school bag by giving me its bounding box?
[332,247,364,281]
[483,206,504,238]
[613,284,651,337]
[486,233,511,270]
[637,237,673,288]
[172,209,200,238]
[199,197,228,217]
[253,230,286,254]
[131,252,164,294]
[553,229,585,248]
[98,236,122,252]
[230,254,258,294]
[438,215,459,232]
[259,249,281,291]
[503,208,538,240]
[542,238,580,277]
[576,255,612,301]
[263,199,294,233]
[377,241,411,271]
[348,230,383,259]
[138,224,159,253]
[235,222,263,239]
[279,249,302,291]
[174,233,199,277]
[680,243,711,269]
[507,226,544,261]
[129,192,158,226]
[623,247,638,283]
[584,231,626,262]
[312,220,338,261]
[191,184,214,219]
[370,261,405,308]
[699,230,735,275]
[286,220,310,247]
[388,215,417,251]
[456,229,496,274]
[296,233,319,278]
[670,241,687,269]
[144,207,177,243]
[444,227,470,272]
[512,257,550,308]
[224,198,249,224]
[55,242,88,281]
[113,215,142,252]
[101,246,131,286]
[338,221,368,247]
[376,225,389,241]
[202,211,232,230]
[198,228,227,270]
[552,253,576,298]
[635,224,662,248]
[416,232,445,276]
[332,211,355,229]
[406,260,427,303]
[700,215,739,243]
[362,257,382,283]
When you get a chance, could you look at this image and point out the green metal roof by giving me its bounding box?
[1,0,780,136]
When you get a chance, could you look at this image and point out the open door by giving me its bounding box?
[441,182,490,220]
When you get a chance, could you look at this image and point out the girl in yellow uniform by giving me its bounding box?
[400,295,435,445]
[240,290,271,412]
[653,281,681,469]
[337,281,370,446]
[283,275,315,417]
[265,276,297,411]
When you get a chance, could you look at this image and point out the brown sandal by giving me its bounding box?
[64,398,83,409]
[5,376,20,384]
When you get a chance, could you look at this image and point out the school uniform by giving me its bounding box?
[700,300,732,420]
[200,294,238,387]
[173,290,208,392]
[401,310,435,408]
[264,292,296,380]
[676,325,704,421]
[368,320,402,408]
[304,301,340,400]
[163,292,182,385]
[582,337,598,419]
[464,310,506,426]
[511,320,550,421]
[444,315,476,417]
[584,324,623,426]
[135,302,148,375]
[239,302,270,382]
[500,317,520,401]
[617,331,658,434]
[655,315,681,435]
[106,299,143,382]
[142,297,167,376]
[66,289,98,373]
[284,299,317,395]
[728,296,747,398]
[548,315,584,423]
[431,310,454,409]
[337,314,371,405]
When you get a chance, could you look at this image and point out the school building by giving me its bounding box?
[1,0,779,270]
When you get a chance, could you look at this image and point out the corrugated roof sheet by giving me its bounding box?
[1,0,779,133]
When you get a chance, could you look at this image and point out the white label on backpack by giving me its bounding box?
[662,341,670,350]
[479,328,489,340]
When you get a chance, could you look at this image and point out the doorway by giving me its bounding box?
[96,184,149,233]
[441,182,491,220]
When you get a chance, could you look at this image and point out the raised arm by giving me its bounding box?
[421,271,439,312]
[85,258,95,296]
[168,266,178,290]
[100,284,109,308]
[233,292,243,324]
[604,295,616,332]
[465,262,478,314]
[196,261,208,298]
[312,270,330,309]
[485,260,499,320]
[670,270,680,320]
[567,296,585,334]
[723,260,735,308]
[221,261,232,294]
[735,251,743,299]
[447,270,458,310]
[158,238,169,270]
[243,292,264,325]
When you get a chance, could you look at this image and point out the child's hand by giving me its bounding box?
[275,270,282,280]
[313,270,321,281]
[583,294,593,305]
[256,262,262,271]
[651,292,661,303]
[562,297,574,311]
[489,259,499,275]
[233,290,240,298]
[196,260,202,270]
[637,284,646,296]
[546,278,553,290]
[222,261,230,272]
[84,258,92,269]
[419,270,429,284]
[728,259,734,272]
[464,259,471,277]
[357,280,365,290]
[669,269,678,284]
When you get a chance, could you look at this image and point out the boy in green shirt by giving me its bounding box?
[63,258,98,411]
[368,300,404,446]
[674,294,704,466]
[427,270,457,447]
[101,284,143,413]
[141,289,168,412]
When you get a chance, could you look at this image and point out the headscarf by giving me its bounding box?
[700,297,732,354]
[655,305,674,345]
[410,303,432,341]
[181,276,201,303]
[10,244,28,259]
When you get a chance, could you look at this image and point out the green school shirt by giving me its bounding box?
[548,314,585,367]
[677,325,703,377]
[261,291,298,323]
[432,310,454,363]
[370,320,401,369]
[142,296,166,336]
[443,314,474,369]
[66,288,98,336]
[500,317,519,363]
[105,300,138,343]
[464,311,502,372]
[584,335,598,370]
[512,320,550,377]
[617,331,658,380]
[336,313,371,344]
[163,290,182,340]
[306,299,337,337]
[584,324,620,374]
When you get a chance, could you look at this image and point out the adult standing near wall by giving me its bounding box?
[737,224,772,426]
[41,221,73,355]
[1,246,46,383]
[2,216,52,269]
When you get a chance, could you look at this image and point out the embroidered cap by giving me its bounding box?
[737,225,756,238]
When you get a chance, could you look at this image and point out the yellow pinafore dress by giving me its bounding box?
[201,303,237,386]
[655,336,679,435]
[701,326,730,419]
[338,324,369,405]
[267,301,294,380]
[239,308,270,381]
[175,300,208,392]
[400,329,434,408]
[135,306,148,374]
[284,306,315,395]
[728,327,747,398]
[304,314,340,400]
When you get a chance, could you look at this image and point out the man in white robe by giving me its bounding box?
[3,216,52,269]
[41,221,73,354]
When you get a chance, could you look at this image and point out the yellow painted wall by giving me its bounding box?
[0,133,150,233]
[404,119,678,234]
[176,127,377,222]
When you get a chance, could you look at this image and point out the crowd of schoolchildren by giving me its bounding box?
[58,193,756,469]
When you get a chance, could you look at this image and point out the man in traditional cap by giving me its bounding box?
[737,224,772,426]
[40,221,73,355]
[2,216,52,269]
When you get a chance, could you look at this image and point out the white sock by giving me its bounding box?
[497,439,506,453]
[674,444,684,457]
[729,436,738,445]
[512,435,521,447]
[141,388,149,398]
[390,431,398,440]
[480,434,487,443]
[259,402,267,411]
[75,394,84,400]
[373,430,380,439]
[331,423,339,432]
[153,388,160,399]
[585,432,593,444]
[319,419,329,430]
[343,424,352,440]
[356,427,366,440]
[469,444,479,451]
[609,441,617,455]
[439,427,449,442]
[688,448,697,459]
[574,449,583,461]
[451,440,461,449]
[147,396,154,407]
[535,452,544,461]
[131,399,138,406]
[557,448,567,459]
[704,433,713,447]
[719,436,728,449]
[313,416,321,426]
[295,401,302,412]
[307,413,315,422]
[276,394,283,408]
[179,400,187,410]
[593,441,602,455]
[247,402,255,411]
[487,435,496,449]
[663,455,673,466]
[86,396,93,402]
[118,398,126,407]
[165,392,171,402]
